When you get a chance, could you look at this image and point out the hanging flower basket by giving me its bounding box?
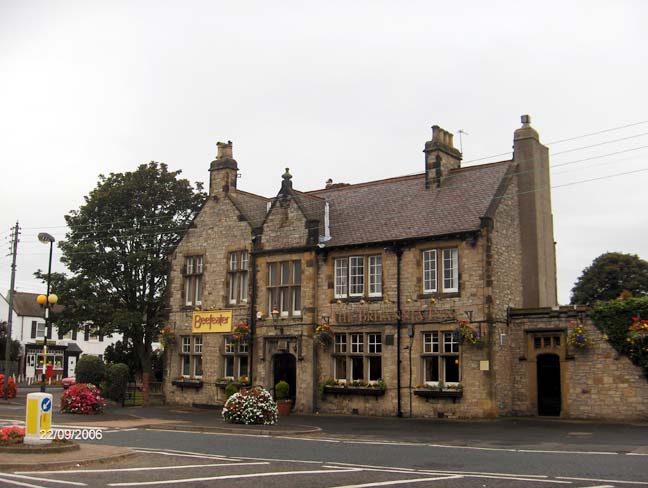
[454,320,482,346]
[314,323,334,347]
[232,322,250,344]
[567,321,591,348]
[160,327,176,349]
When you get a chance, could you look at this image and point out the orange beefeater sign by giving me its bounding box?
[192,310,233,333]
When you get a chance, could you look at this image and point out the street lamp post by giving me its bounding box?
[36,232,58,393]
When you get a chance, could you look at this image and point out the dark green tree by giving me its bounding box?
[571,252,648,305]
[54,162,205,402]
[0,321,22,362]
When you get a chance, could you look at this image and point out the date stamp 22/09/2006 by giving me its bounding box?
[39,428,103,441]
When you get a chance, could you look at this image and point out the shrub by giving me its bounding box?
[222,386,277,425]
[0,426,25,445]
[60,383,106,414]
[224,383,238,399]
[591,296,648,378]
[275,380,289,400]
[75,355,106,385]
[104,363,129,403]
[0,375,17,399]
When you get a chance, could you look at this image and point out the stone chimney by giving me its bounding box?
[513,115,557,307]
[423,125,462,188]
[209,141,238,195]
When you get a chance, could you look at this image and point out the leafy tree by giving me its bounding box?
[571,252,648,305]
[75,355,106,385]
[53,162,206,403]
[0,321,22,362]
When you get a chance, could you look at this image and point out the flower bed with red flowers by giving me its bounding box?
[60,383,106,414]
[0,426,24,445]
[0,374,17,399]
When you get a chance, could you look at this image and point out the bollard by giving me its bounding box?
[24,392,53,445]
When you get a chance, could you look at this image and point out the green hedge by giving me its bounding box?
[104,363,130,403]
[590,296,648,378]
[75,355,106,385]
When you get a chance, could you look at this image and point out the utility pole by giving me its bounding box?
[3,221,19,400]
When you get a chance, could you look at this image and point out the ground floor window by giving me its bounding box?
[180,335,203,377]
[223,337,249,381]
[422,330,460,386]
[333,332,382,383]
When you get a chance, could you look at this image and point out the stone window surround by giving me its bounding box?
[421,246,459,295]
[332,252,384,301]
[223,336,249,380]
[227,250,249,305]
[179,334,203,378]
[183,255,204,307]
[332,332,383,383]
[420,328,461,386]
[266,259,302,317]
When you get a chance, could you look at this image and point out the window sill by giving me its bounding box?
[215,380,251,389]
[322,385,386,397]
[330,296,384,304]
[417,292,461,300]
[413,388,463,401]
[171,379,204,389]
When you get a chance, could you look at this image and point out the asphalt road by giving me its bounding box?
[2,427,645,488]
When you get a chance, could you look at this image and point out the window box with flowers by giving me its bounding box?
[321,378,386,397]
[414,382,463,402]
[215,376,251,389]
[567,321,591,349]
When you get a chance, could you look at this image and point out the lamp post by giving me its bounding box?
[36,232,58,393]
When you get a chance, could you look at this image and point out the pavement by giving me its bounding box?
[2,385,648,470]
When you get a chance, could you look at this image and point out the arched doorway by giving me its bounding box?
[537,354,561,416]
[273,353,296,404]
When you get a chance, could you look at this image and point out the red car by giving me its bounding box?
[62,377,76,389]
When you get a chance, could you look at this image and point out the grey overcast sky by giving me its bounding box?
[1,0,647,305]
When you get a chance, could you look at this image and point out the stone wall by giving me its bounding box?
[507,308,648,421]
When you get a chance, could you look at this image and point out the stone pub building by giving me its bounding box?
[164,116,648,420]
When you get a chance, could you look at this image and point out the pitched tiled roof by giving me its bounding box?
[307,161,513,247]
[11,291,64,317]
[228,191,269,229]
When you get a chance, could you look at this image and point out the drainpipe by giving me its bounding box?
[395,246,403,418]
[248,239,258,385]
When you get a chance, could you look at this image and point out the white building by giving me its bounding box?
[10,291,122,382]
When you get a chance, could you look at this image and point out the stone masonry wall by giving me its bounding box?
[261,197,309,250]
[507,309,648,421]
[165,195,253,406]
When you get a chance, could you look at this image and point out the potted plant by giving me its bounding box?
[275,380,292,416]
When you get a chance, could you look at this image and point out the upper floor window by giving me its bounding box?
[422,247,458,294]
[334,255,382,299]
[185,256,203,306]
[228,251,249,305]
[267,260,301,317]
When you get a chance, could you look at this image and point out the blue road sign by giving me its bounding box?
[41,397,52,413]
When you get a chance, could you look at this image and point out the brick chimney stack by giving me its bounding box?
[424,125,462,188]
[209,141,238,195]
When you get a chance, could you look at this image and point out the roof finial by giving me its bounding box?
[282,168,292,181]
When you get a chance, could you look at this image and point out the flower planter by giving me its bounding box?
[323,386,385,397]
[277,399,293,416]
[171,379,204,389]
[215,381,251,389]
[414,388,463,402]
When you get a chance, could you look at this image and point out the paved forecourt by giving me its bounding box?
[0,449,643,488]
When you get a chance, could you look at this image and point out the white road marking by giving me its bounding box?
[107,468,362,486]
[133,450,234,461]
[103,428,138,433]
[517,449,617,455]
[328,462,549,479]
[626,452,648,456]
[16,462,269,475]
[577,485,615,488]
[278,436,340,443]
[329,476,464,488]
[559,476,648,485]
[144,428,271,438]
[0,473,86,486]
[131,447,230,458]
[0,478,47,488]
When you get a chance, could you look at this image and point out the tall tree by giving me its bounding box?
[571,252,648,305]
[0,321,22,362]
[58,162,205,401]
